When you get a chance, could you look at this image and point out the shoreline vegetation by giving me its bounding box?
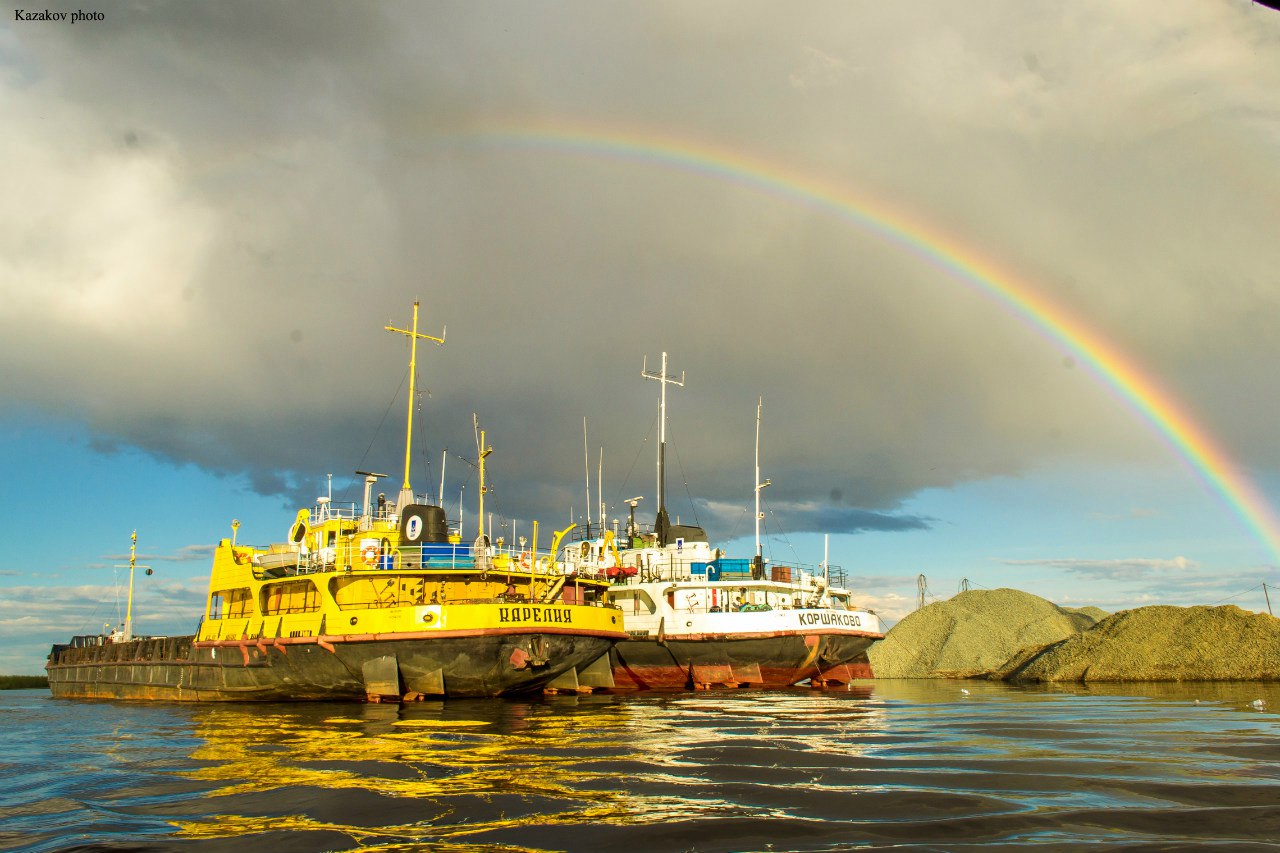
[868,588,1280,682]
[1,675,50,689]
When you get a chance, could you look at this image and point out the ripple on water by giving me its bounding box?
[2,683,1280,851]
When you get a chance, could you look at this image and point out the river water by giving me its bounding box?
[3,680,1280,852]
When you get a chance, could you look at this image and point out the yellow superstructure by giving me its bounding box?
[198,512,621,644]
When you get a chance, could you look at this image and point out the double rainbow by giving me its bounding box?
[456,119,1280,564]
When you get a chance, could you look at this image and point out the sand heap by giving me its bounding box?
[997,604,1280,682]
[1066,605,1109,624]
[867,588,1099,678]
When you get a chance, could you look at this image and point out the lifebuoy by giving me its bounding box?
[519,551,531,568]
[361,543,378,565]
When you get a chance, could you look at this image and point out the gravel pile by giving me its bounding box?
[997,604,1280,682]
[867,588,1100,678]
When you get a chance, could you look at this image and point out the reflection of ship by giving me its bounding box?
[170,697,645,844]
[46,303,625,701]
[558,354,883,691]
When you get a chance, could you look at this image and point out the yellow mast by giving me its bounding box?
[531,519,538,593]
[124,531,137,641]
[385,301,445,508]
[116,531,149,642]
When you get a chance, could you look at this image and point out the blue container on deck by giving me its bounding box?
[420,543,473,558]
[716,558,751,579]
[407,542,474,568]
[691,561,725,581]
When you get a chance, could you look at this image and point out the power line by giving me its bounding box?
[1209,583,1266,606]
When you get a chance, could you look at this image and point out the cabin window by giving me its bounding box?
[261,579,321,615]
[209,587,252,619]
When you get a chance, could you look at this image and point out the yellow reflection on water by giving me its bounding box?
[170,697,738,850]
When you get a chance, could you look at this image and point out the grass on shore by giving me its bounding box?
[0,675,49,689]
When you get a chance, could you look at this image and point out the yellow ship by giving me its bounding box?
[47,303,625,701]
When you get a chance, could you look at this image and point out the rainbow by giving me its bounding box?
[455,118,1280,565]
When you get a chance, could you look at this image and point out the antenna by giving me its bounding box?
[753,396,771,577]
[439,449,447,509]
[385,300,445,509]
[625,496,643,539]
[355,471,388,523]
[473,414,493,541]
[823,533,830,588]
[641,351,685,545]
[583,416,591,538]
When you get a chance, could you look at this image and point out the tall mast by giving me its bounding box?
[642,351,684,545]
[475,417,493,542]
[124,530,137,642]
[753,397,770,578]
[439,449,447,508]
[583,416,591,537]
[384,301,445,509]
[116,531,149,642]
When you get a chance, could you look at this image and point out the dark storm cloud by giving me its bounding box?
[4,1,1280,535]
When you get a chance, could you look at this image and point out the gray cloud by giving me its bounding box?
[100,545,218,564]
[999,556,1195,581]
[4,1,1280,540]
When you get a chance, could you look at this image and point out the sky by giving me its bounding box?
[3,1,1280,674]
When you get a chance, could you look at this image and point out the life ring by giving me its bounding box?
[519,551,531,568]
[361,543,378,565]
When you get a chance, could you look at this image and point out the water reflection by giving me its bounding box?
[168,681,1280,850]
[7,681,1280,851]
[175,697,649,848]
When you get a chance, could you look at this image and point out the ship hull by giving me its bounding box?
[608,630,880,690]
[47,630,616,701]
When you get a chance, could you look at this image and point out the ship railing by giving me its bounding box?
[312,501,357,521]
[310,501,412,525]
[318,542,567,575]
[580,552,849,589]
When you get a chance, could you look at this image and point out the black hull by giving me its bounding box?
[47,632,615,701]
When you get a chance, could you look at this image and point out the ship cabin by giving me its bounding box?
[198,488,611,643]
[559,521,717,583]
[558,521,859,618]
